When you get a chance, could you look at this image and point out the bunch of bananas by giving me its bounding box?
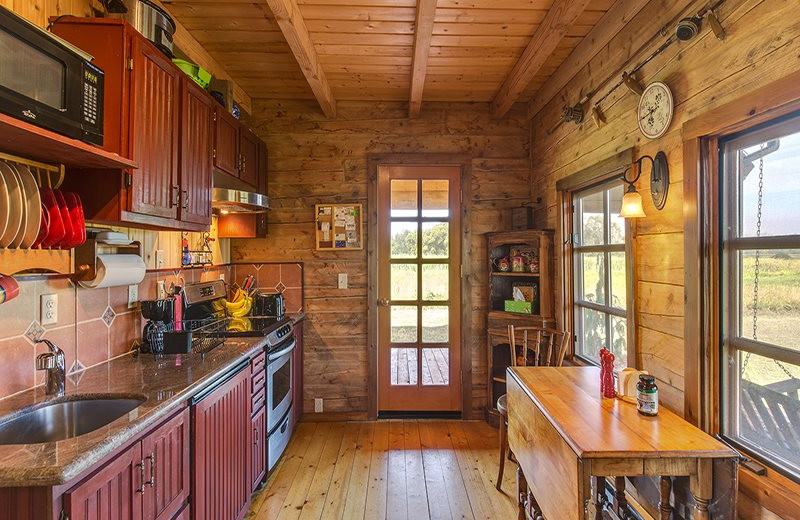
[225,287,253,318]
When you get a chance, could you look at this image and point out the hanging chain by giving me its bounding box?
[741,149,795,380]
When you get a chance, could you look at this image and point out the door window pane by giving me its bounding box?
[578,189,604,246]
[422,348,449,385]
[391,264,417,301]
[391,306,417,343]
[737,249,800,350]
[422,180,449,217]
[391,221,418,259]
[579,306,606,364]
[609,184,626,244]
[579,252,605,304]
[610,252,627,310]
[422,306,448,343]
[391,179,417,217]
[391,348,418,385]
[422,222,449,259]
[422,264,448,301]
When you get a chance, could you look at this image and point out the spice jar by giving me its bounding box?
[636,374,659,416]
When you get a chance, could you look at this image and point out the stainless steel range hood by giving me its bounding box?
[212,188,270,214]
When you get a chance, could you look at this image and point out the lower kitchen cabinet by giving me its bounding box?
[251,405,267,491]
[62,441,143,520]
[191,363,252,520]
[141,408,190,520]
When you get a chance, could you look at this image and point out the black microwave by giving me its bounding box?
[0,7,103,145]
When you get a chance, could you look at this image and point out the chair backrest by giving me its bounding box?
[507,325,570,367]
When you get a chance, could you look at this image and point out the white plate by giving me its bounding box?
[15,164,41,249]
[0,162,23,248]
[6,163,27,249]
[0,164,8,242]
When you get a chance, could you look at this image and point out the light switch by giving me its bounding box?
[315,398,323,413]
[128,284,138,309]
[338,273,348,289]
[155,249,165,269]
[156,280,167,300]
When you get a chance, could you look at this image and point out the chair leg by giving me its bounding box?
[497,417,507,491]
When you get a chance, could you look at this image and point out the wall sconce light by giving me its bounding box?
[619,151,670,218]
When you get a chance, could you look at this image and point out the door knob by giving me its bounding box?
[378,298,389,307]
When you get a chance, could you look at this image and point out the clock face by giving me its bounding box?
[637,81,673,139]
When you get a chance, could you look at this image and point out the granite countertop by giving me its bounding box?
[0,313,304,487]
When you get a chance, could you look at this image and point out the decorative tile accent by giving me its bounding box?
[276,282,286,293]
[102,306,116,327]
[68,361,86,386]
[24,321,45,343]
[69,360,85,374]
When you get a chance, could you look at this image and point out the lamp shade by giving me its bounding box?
[620,190,646,218]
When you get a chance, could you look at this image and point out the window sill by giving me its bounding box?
[739,463,800,518]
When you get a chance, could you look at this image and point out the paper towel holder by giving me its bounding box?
[73,239,143,282]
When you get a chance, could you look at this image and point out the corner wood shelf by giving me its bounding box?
[485,229,556,425]
[0,113,137,170]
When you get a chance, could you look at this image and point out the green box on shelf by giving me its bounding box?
[504,300,532,314]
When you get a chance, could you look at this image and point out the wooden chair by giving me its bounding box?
[496,326,569,493]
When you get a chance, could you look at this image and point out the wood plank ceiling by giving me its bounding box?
[161,0,630,118]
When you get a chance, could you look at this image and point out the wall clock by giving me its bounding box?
[637,81,674,139]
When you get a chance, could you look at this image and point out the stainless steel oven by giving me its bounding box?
[0,6,104,145]
[267,334,295,470]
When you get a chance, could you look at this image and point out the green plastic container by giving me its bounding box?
[172,59,212,88]
[504,300,532,314]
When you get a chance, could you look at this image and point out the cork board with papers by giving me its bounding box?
[315,203,363,250]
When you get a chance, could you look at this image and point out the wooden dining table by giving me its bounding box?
[506,366,737,520]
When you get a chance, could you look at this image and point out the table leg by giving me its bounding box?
[691,459,713,520]
[517,466,528,520]
[614,476,628,517]
[659,476,672,520]
[592,476,605,520]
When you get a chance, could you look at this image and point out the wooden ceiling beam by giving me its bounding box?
[263,0,337,118]
[408,0,438,118]
[526,0,650,120]
[491,0,592,119]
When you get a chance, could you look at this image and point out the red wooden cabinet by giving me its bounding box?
[192,365,252,520]
[238,127,260,188]
[141,408,190,520]
[62,440,143,520]
[213,106,240,177]
[51,19,213,232]
[179,79,214,226]
[251,405,266,491]
[129,36,180,221]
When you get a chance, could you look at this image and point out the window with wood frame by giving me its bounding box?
[570,178,628,369]
[719,114,800,480]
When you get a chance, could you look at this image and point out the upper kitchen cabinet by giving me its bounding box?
[51,18,210,231]
[212,108,266,192]
[238,127,260,189]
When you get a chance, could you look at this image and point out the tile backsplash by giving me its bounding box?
[0,263,302,400]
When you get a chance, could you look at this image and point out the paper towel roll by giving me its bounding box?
[79,254,146,289]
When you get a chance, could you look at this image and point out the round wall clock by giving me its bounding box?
[637,81,674,139]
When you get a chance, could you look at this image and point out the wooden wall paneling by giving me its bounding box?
[408,0,437,118]
[232,100,530,416]
[264,0,337,117]
[491,0,593,118]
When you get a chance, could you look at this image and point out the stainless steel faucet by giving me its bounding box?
[35,338,66,397]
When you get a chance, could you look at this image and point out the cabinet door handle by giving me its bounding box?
[145,452,156,487]
[182,189,189,210]
[135,459,145,494]
[171,185,180,207]
[253,426,259,446]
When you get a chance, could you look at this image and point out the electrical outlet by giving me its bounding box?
[314,398,323,413]
[156,280,167,300]
[338,273,348,289]
[155,249,165,269]
[219,273,225,282]
[128,284,138,309]
[41,294,58,325]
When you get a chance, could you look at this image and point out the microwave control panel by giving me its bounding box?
[82,68,100,126]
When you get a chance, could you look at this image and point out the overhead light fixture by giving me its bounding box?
[619,151,670,218]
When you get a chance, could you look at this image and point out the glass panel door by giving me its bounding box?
[377,165,462,412]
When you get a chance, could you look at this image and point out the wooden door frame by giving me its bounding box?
[682,68,800,516]
[367,153,473,420]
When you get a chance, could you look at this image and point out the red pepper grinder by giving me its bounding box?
[601,350,616,398]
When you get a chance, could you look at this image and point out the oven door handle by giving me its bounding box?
[268,339,296,362]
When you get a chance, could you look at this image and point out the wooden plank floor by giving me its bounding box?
[248,420,518,520]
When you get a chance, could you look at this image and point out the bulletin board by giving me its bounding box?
[315,203,363,250]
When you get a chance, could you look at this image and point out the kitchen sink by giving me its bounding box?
[0,396,147,445]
